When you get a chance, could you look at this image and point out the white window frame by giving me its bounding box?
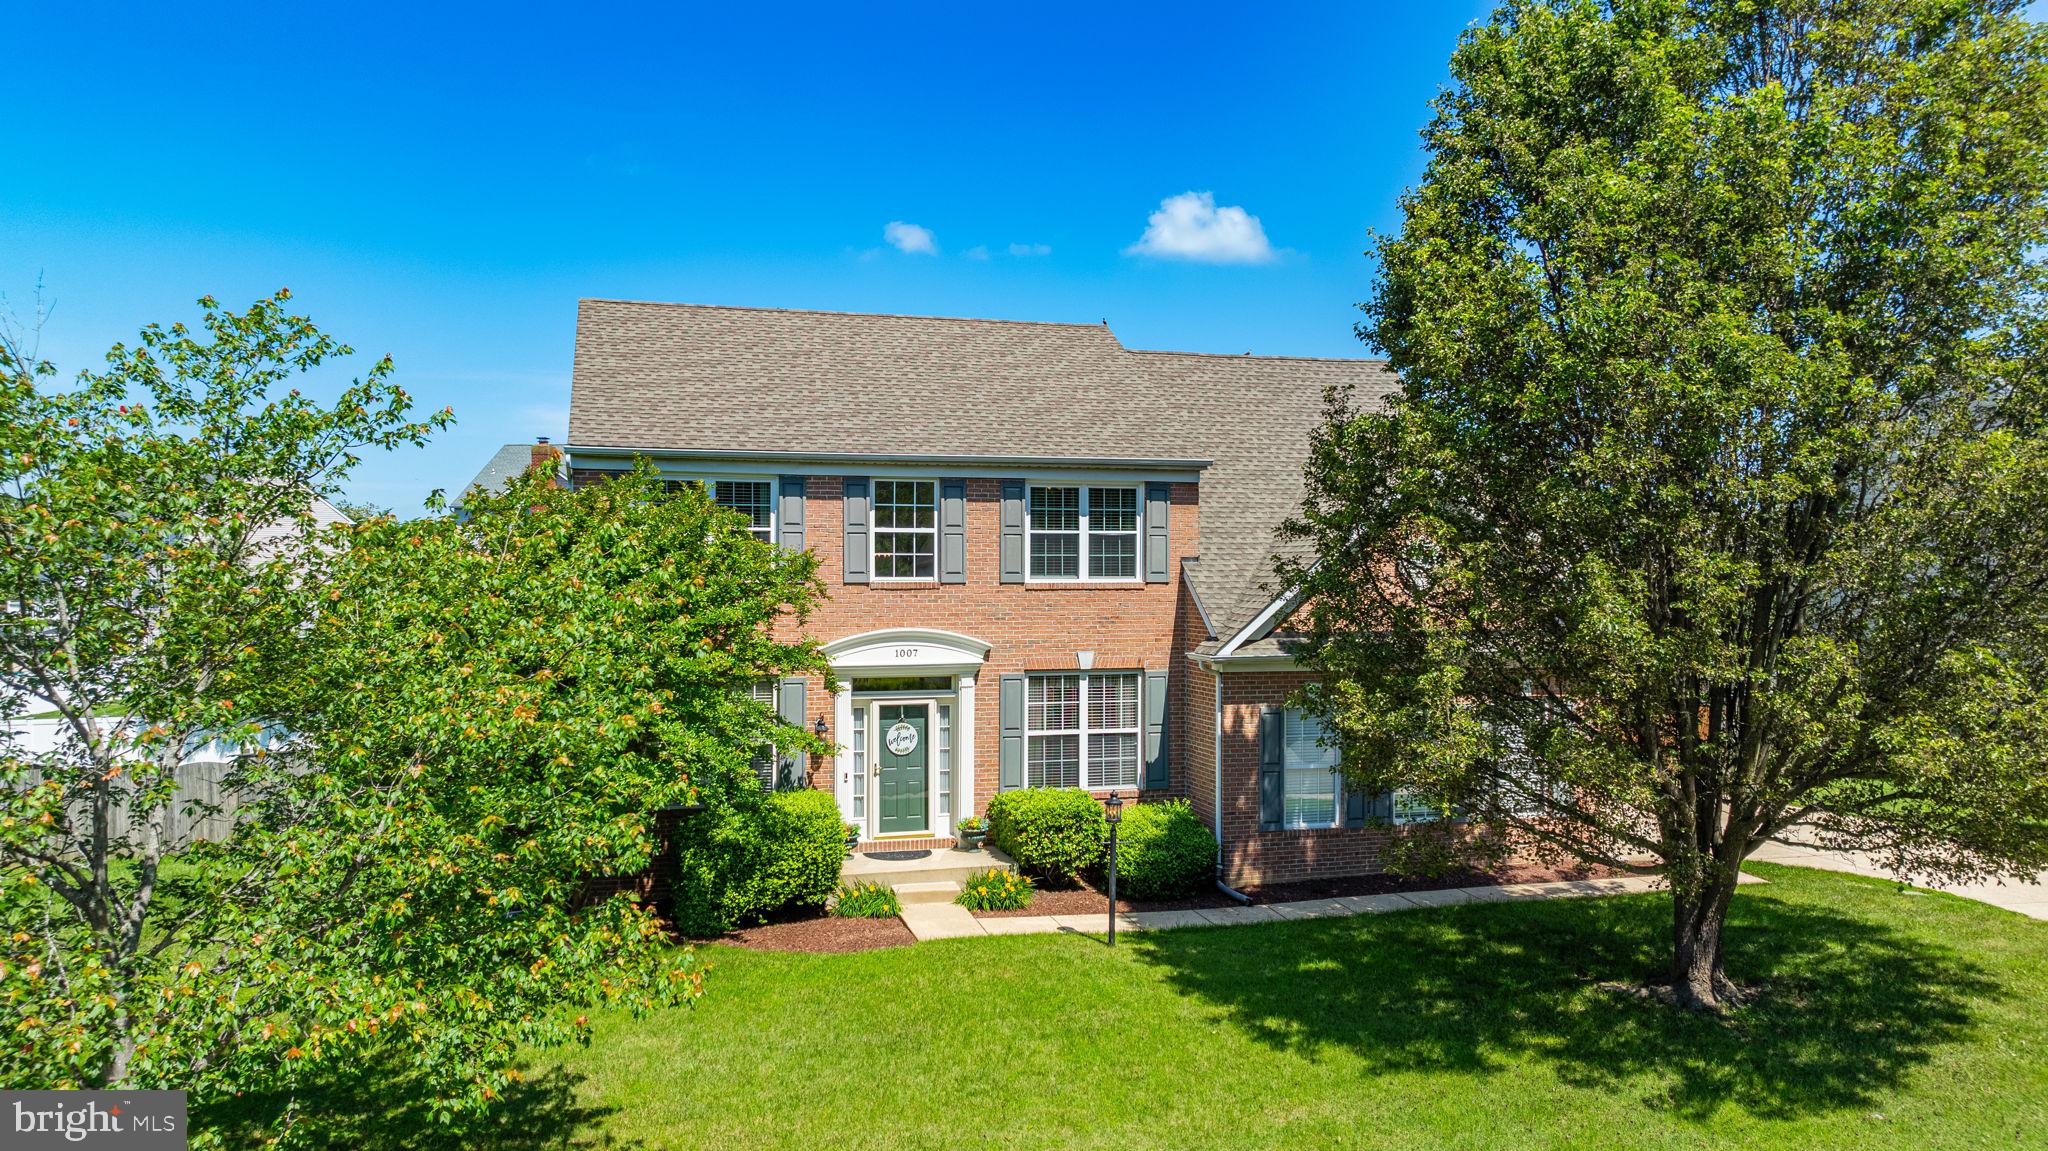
[1280,708,1342,829]
[694,477,776,543]
[1026,484,1142,582]
[871,479,939,581]
[1024,671,1142,790]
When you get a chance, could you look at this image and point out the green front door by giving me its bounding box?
[875,703,929,835]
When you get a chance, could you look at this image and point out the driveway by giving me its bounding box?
[1750,839,2048,920]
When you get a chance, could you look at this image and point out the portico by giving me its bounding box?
[823,627,989,842]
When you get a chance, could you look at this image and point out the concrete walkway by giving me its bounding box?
[896,872,1765,942]
[1749,839,2048,920]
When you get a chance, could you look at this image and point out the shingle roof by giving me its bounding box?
[462,443,539,502]
[568,299,1400,644]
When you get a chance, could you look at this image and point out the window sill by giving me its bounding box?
[1021,581,1151,591]
[862,579,944,590]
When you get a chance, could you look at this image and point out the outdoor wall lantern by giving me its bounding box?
[1104,789,1124,946]
[813,716,829,739]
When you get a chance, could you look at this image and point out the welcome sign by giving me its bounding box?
[5,1091,187,1149]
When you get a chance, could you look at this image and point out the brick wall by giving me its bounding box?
[573,468,1201,820]
[1215,669,1400,885]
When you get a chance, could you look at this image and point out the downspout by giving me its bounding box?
[1211,667,1253,904]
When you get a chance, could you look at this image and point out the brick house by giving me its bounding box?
[565,298,1422,886]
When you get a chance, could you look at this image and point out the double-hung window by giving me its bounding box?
[1027,485,1140,580]
[1025,671,1141,789]
[873,480,937,579]
[677,478,775,542]
[1281,709,1341,828]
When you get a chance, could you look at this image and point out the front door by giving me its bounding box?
[875,703,929,835]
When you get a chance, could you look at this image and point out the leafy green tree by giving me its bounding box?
[0,295,827,1140]
[1288,0,2048,1010]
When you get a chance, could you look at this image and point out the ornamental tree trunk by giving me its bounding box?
[1671,868,1741,1011]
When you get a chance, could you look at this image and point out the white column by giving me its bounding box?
[833,682,856,825]
[956,674,977,829]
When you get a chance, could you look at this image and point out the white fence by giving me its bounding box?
[5,717,261,847]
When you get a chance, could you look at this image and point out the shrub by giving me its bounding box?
[955,867,1033,911]
[984,789,1106,885]
[1109,799,1217,900]
[1384,822,1510,880]
[832,881,901,918]
[672,788,848,935]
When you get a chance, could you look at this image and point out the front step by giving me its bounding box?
[893,880,962,905]
[842,845,1016,889]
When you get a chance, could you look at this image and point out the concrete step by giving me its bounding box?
[897,901,986,941]
[893,880,962,905]
[842,846,1015,889]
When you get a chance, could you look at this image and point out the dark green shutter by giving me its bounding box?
[1144,482,1170,583]
[1143,670,1169,789]
[999,673,1026,789]
[1343,781,1367,828]
[776,677,807,789]
[940,478,967,584]
[999,480,1026,583]
[777,476,806,552]
[1258,705,1283,830]
[1371,790,1394,821]
[843,477,870,584]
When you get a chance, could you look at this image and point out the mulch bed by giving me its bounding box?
[713,912,916,953]
[1236,861,1633,905]
[972,878,1242,918]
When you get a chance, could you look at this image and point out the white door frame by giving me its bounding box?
[825,628,987,839]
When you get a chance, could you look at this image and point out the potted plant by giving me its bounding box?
[955,815,987,851]
[843,821,862,856]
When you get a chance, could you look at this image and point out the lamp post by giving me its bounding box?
[1104,789,1124,946]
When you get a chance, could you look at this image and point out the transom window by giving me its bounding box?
[1282,709,1340,828]
[873,480,937,579]
[1025,672,1141,790]
[1028,485,1140,580]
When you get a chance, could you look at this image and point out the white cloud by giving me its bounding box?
[1123,191,1275,264]
[884,220,938,255]
[1008,242,1052,257]
[964,245,991,261]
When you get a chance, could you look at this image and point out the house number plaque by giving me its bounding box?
[885,722,919,756]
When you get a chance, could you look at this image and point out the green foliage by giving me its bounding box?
[953,815,984,834]
[1109,800,1218,899]
[984,789,1107,885]
[673,787,848,936]
[1383,824,1510,881]
[830,881,901,919]
[0,293,831,1140]
[954,867,1033,911]
[1289,0,2048,1007]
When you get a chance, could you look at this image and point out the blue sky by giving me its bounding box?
[4,2,1493,513]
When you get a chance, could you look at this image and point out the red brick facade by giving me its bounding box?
[568,465,1410,884]
[1210,670,1397,885]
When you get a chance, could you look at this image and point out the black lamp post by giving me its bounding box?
[1104,790,1124,946]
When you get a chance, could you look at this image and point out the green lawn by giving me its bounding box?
[244,864,2048,1149]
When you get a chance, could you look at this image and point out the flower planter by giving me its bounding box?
[957,827,986,851]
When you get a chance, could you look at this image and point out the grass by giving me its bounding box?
[217,864,2048,1149]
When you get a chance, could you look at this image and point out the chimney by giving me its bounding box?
[530,435,564,487]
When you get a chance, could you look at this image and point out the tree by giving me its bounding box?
[0,295,826,1140]
[1288,0,2048,1011]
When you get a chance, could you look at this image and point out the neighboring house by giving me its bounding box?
[459,440,563,512]
[567,299,1408,885]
